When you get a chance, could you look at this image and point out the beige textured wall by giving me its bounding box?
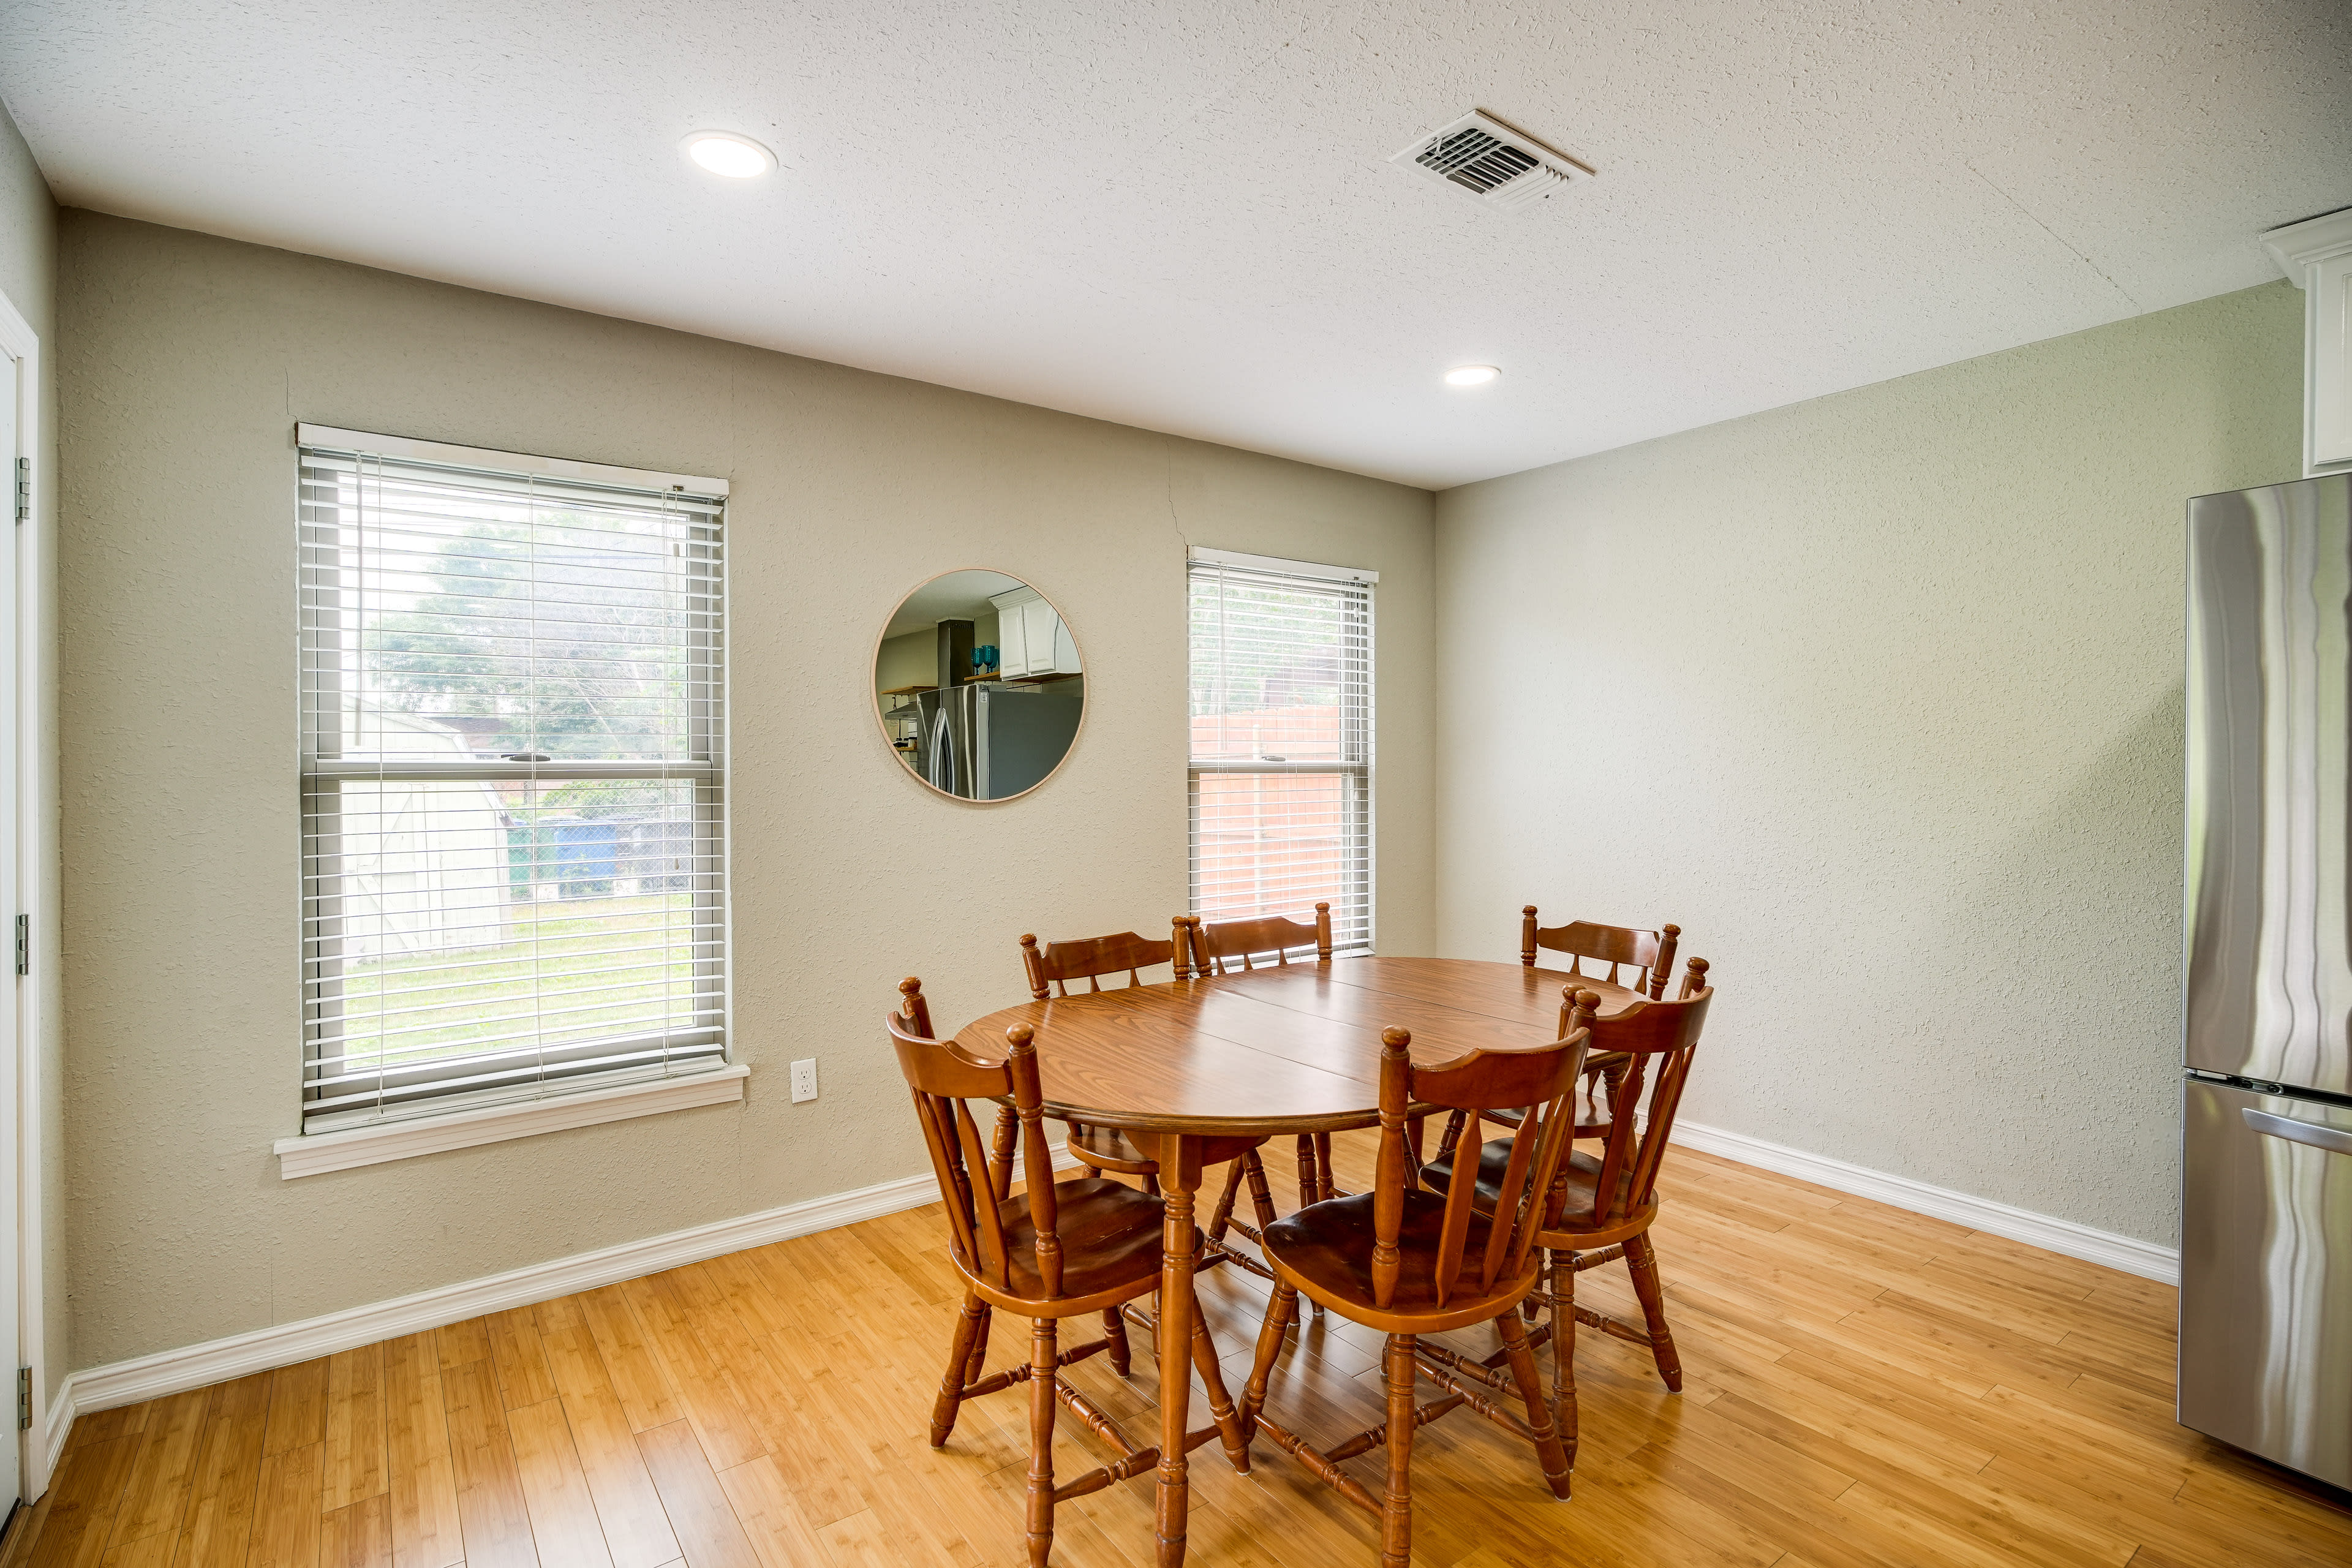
[1434,282,2304,1248]
[0,96,65,1427]
[56,212,1435,1372]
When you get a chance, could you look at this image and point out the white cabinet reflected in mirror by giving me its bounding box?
[875,570,1085,801]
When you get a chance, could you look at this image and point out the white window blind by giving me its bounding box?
[1188,549,1374,953]
[298,429,728,1133]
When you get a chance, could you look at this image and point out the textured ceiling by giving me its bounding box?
[2,1,2347,488]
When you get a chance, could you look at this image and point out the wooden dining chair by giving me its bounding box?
[1023,919,1196,1189]
[1016,926,1286,1293]
[1238,1022,1589,1564]
[1520,908,1682,1140]
[1521,906,1679,1000]
[1021,920,1194,999]
[1423,958,1714,1477]
[1190,903,1342,1216]
[889,979,1253,1567]
[1189,903,1333,976]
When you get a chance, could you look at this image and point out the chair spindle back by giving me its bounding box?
[887,978,1072,1298]
[1192,902,1333,975]
[1021,919,1191,998]
[1521,907,1681,1000]
[1571,960,1713,1231]
[1370,1024,1586,1310]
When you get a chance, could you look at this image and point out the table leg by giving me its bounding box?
[1154,1132,1202,1568]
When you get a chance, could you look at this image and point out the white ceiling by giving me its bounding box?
[2,1,2346,489]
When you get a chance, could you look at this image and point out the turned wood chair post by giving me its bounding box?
[1315,901,1333,961]
[1520,905,1540,967]
[1679,955,1709,998]
[1006,1024,1063,1297]
[1370,1027,1411,1307]
[1648,924,1681,1000]
[1172,915,1194,980]
[1019,935,1049,1001]
[900,974,935,1038]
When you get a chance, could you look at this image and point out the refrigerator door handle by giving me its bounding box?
[2242,1106,2352,1156]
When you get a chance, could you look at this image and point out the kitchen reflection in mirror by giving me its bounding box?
[875,570,1085,801]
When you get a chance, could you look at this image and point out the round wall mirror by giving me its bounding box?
[875,570,1085,801]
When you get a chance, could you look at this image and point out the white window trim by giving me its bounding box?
[295,424,729,497]
[1186,544,1378,955]
[291,426,734,1152]
[273,1061,748,1178]
[1186,545,1378,584]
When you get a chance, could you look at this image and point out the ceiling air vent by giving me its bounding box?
[1390,110,1592,212]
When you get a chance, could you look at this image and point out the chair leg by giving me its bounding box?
[966,1302,994,1387]
[1496,1309,1570,1498]
[1241,1282,1298,1435]
[1380,1333,1417,1568]
[1142,1170,1161,1197]
[1205,1157,1245,1250]
[1025,1316,1057,1568]
[1313,1132,1336,1202]
[1624,1232,1684,1392]
[1188,1311,1253,1474]
[1241,1148,1279,1232]
[931,1291,987,1447]
[1102,1306,1131,1378]
[1291,1138,1325,1314]
[1550,1250,1578,1471]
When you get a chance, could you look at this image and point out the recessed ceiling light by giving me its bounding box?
[682,131,775,179]
[1444,364,1501,387]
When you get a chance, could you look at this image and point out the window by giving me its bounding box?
[298,426,727,1133]
[1187,547,1374,953]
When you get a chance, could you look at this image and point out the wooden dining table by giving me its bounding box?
[951,954,1648,1567]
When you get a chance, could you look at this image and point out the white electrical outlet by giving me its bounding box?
[790,1058,818,1103]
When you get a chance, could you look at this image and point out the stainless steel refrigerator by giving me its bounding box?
[913,678,1084,801]
[2181,471,2352,1490]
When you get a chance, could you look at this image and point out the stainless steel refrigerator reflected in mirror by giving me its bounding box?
[873,570,1085,801]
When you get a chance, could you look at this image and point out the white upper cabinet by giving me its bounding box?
[2264,208,2352,477]
[990,586,1082,678]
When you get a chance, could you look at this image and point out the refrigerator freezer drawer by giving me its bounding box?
[2179,1078,2352,1490]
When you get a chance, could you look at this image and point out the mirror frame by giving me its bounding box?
[871,567,1090,805]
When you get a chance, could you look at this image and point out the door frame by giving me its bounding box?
[0,284,48,1501]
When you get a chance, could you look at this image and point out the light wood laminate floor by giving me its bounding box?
[7,1137,2350,1568]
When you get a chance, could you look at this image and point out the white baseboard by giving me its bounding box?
[47,1146,1091,1460]
[56,1124,2173,1469]
[56,1167,935,1425]
[1672,1120,2180,1286]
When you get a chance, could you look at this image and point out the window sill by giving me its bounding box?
[272,1063,751,1179]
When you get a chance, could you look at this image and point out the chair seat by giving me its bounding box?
[1068,1124,1270,1175]
[959,1178,1168,1312]
[1262,1191,1538,1332]
[1067,1123,1159,1174]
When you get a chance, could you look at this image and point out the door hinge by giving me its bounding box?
[13,914,24,978]
[15,1368,28,1432]
[12,458,26,525]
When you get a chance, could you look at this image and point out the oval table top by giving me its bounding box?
[950,954,1643,1137]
